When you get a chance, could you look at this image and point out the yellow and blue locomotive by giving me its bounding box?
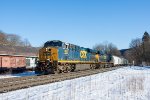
[35,40,113,74]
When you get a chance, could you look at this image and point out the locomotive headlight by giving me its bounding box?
[46,48,51,52]
[46,48,48,51]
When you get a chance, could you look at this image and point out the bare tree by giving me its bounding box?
[0,31,8,45]
[124,50,133,63]
[23,38,32,47]
[128,38,143,65]
[93,42,121,56]
[129,38,142,59]
[6,34,22,46]
[126,32,150,65]
[108,43,121,56]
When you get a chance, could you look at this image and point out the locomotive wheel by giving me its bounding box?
[70,64,76,72]
[63,65,70,73]
[57,65,68,73]
[95,64,100,69]
[90,64,96,69]
[90,64,93,69]
[57,65,63,73]
[56,68,62,73]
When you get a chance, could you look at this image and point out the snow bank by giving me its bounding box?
[0,66,150,100]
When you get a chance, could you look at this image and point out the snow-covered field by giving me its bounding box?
[0,66,150,100]
[0,71,36,79]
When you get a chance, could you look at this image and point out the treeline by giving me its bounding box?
[0,31,31,47]
[93,42,121,56]
[0,31,38,56]
[125,32,150,65]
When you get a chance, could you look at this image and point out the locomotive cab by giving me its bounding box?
[35,47,58,74]
[38,47,58,62]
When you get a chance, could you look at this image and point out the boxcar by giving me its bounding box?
[0,54,26,73]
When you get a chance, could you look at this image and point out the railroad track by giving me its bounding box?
[0,66,123,93]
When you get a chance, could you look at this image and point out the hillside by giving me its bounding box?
[0,44,40,56]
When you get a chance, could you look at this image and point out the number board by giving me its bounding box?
[64,49,69,54]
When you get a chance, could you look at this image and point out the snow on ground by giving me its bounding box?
[0,66,150,100]
[0,71,36,79]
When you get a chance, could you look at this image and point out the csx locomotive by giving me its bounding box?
[35,40,114,74]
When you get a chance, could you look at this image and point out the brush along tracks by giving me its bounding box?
[0,66,123,93]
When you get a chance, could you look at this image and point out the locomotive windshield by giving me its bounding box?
[44,41,63,47]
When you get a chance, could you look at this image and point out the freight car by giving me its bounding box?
[26,56,38,71]
[35,40,117,74]
[111,56,127,66]
[0,54,26,73]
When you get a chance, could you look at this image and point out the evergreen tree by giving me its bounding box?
[142,31,150,64]
[142,31,150,42]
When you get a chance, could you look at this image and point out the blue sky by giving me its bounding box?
[0,0,150,49]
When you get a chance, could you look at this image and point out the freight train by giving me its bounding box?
[35,40,128,74]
